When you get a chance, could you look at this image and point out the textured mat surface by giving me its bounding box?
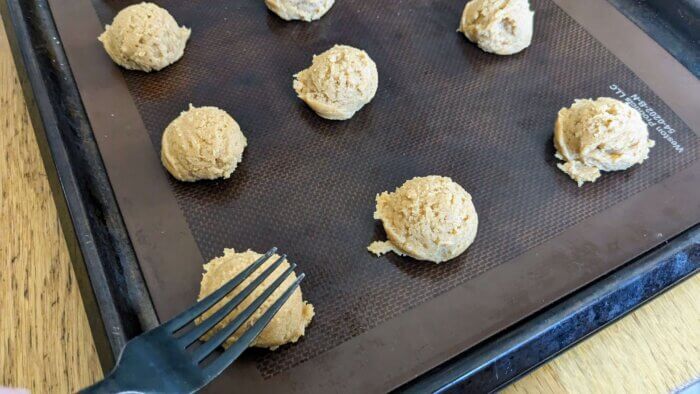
[93,0,698,378]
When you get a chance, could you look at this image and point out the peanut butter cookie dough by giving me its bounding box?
[554,97,655,186]
[369,176,478,263]
[161,105,247,182]
[293,45,378,120]
[458,0,534,55]
[265,0,335,22]
[98,2,191,72]
[197,249,314,350]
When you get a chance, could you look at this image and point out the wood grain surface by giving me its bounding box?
[0,18,102,393]
[0,18,698,394]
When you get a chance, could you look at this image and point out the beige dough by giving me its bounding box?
[554,97,655,186]
[265,0,335,21]
[368,176,478,263]
[161,105,247,182]
[197,249,314,350]
[98,2,191,72]
[293,45,378,120]
[458,0,534,55]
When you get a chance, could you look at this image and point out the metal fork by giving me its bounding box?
[80,247,303,393]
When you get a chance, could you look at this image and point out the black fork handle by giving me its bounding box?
[78,371,123,394]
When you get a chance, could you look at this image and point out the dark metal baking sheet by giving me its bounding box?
[607,0,699,76]
[403,226,699,392]
[84,0,700,383]
[4,0,692,390]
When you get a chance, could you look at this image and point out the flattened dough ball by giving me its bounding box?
[197,249,315,350]
[554,97,655,186]
[98,2,191,72]
[265,0,335,22]
[293,45,378,120]
[161,105,247,182]
[458,0,534,55]
[368,176,478,263]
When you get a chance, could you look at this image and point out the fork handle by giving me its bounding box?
[79,373,124,393]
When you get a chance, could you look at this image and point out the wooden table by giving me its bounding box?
[1,18,698,393]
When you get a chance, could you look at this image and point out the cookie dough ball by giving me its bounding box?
[161,105,247,182]
[293,45,378,120]
[368,176,478,263]
[98,2,191,72]
[554,97,655,186]
[197,249,314,350]
[265,0,335,22]
[458,0,534,55]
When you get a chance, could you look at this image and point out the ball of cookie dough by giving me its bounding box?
[197,249,315,350]
[98,2,191,72]
[554,97,655,187]
[458,0,534,55]
[161,105,247,182]
[265,0,335,22]
[368,176,478,263]
[293,45,378,120]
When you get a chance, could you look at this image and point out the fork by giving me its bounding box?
[80,247,303,393]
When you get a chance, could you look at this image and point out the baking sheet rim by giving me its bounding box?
[48,0,700,392]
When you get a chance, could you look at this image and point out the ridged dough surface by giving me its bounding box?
[197,249,314,350]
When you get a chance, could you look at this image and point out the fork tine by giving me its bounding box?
[177,256,291,347]
[163,247,277,332]
[202,274,305,379]
[193,265,300,363]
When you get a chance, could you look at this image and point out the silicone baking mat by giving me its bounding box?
[52,0,699,391]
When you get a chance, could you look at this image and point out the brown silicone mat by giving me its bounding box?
[52,0,700,391]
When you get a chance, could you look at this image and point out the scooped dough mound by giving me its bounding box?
[161,105,247,182]
[293,44,378,120]
[265,0,335,21]
[458,0,534,55]
[368,176,478,263]
[554,97,655,186]
[98,2,191,72]
[197,249,315,350]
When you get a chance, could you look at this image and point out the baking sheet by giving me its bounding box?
[49,0,699,391]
